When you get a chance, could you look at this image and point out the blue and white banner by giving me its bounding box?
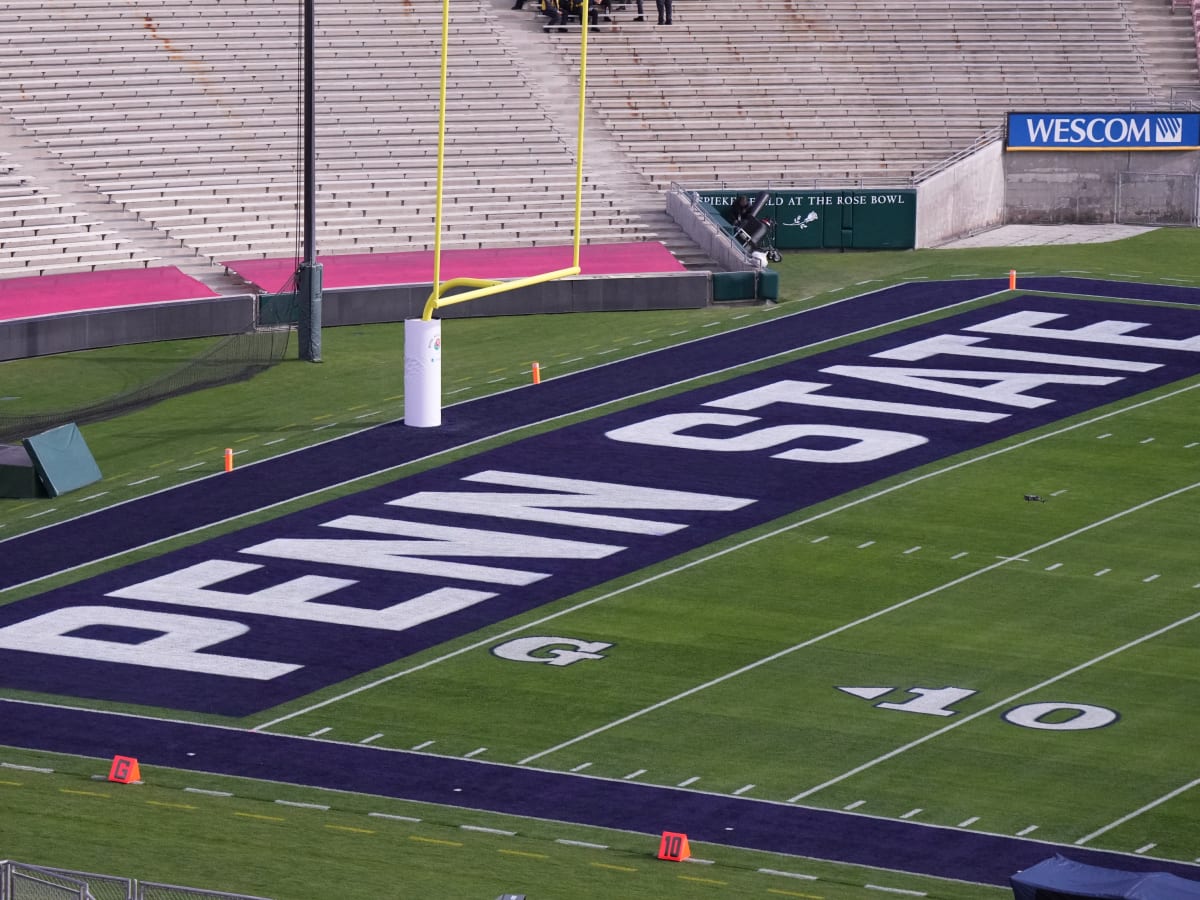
[1006,112,1200,151]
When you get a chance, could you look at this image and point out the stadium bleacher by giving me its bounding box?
[0,0,1195,280]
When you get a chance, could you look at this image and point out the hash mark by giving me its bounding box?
[1094,568,1112,577]
[677,776,700,787]
[843,800,865,810]
[733,784,755,795]
[570,762,592,772]
[858,541,875,549]
[411,740,435,751]
[1143,574,1160,583]
[1016,825,1038,836]
[463,747,488,758]
[308,727,330,737]
[623,769,646,780]
[900,808,923,819]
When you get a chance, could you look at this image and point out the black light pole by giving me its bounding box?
[296,0,322,361]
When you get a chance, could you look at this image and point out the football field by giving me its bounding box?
[2,272,1200,899]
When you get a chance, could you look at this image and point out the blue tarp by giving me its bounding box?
[1013,856,1200,900]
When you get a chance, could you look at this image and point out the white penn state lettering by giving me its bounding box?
[820,365,1120,409]
[966,311,1200,352]
[241,518,624,586]
[872,334,1161,372]
[705,379,1008,423]
[606,413,927,463]
[107,560,495,633]
[389,470,752,535]
[492,636,612,666]
[0,606,299,679]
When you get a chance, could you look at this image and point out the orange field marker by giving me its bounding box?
[224,448,234,472]
[108,755,141,784]
[1009,269,1017,290]
[657,831,691,862]
[531,362,541,385]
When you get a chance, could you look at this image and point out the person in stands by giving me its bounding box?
[655,0,672,23]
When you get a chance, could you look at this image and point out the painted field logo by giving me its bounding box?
[2,296,1200,715]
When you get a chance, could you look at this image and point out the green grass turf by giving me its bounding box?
[3,229,1200,897]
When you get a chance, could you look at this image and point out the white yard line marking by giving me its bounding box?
[843,800,866,810]
[461,825,515,836]
[866,885,926,897]
[623,769,646,780]
[561,357,583,365]
[759,868,818,881]
[701,321,721,328]
[263,438,287,446]
[810,535,829,544]
[1094,568,1112,577]
[184,787,232,797]
[570,762,592,772]
[410,740,435,751]
[463,747,488,758]
[1016,825,1038,836]
[900,808,923,819]
[1097,433,1113,440]
[1,762,52,773]
[903,546,922,555]
[557,839,608,849]
[733,784,755,795]
[308,727,330,737]
[957,816,979,828]
[1185,442,1199,449]
[276,799,330,810]
[1136,843,1157,854]
[858,541,876,549]
[353,411,381,419]
[1075,776,1200,845]
[513,481,1200,767]
[127,476,159,486]
[1050,490,1067,497]
[76,492,109,503]
[368,812,421,822]
[677,776,700,787]
[787,495,1200,802]
[950,551,968,560]
[25,509,57,519]
[1143,574,1160,583]
[1045,563,1063,571]
[359,733,383,745]
[1141,437,1156,444]
[633,339,652,346]
[251,359,1200,735]
[177,461,206,471]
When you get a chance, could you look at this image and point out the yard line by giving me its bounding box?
[1186,442,1199,449]
[902,546,921,555]
[733,784,755,795]
[900,808,923,819]
[1045,563,1063,571]
[858,541,875,549]
[786,490,1200,801]
[569,762,592,772]
[843,800,866,810]
[308,727,330,737]
[1143,574,1160,583]
[1141,437,1156,444]
[368,812,421,822]
[263,438,286,446]
[521,480,1200,767]
[1136,843,1157,854]
[1097,433,1113,440]
[950,552,968,560]
[758,868,818,881]
[1074,776,1200,845]
[177,461,205,470]
[463,747,488,758]
[1094,568,1112,577]
[677,776,700,787]
[556,839,608,849]
[411,740,435,751]
[623,769,646,780]
[1016,825,1038,836]
[75,492,109,503]
[359,733,383,745]
[253,378,1200,734]
[957,816,979,828]
[810,535,829,544]
[866,885,926,897]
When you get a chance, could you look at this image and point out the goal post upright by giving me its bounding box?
[404,0,592,427]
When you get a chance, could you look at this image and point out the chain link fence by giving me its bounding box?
[0,862,274,900]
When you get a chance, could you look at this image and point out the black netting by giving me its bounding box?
[0,327,291,444]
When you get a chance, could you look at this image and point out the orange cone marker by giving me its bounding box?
[224,448,234,472]
[1009,269,1017,290]
[531,362,541,385]
[108,755,141,784]
[657,831,691,862]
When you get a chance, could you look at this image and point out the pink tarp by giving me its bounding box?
[0,267,219,323]
[223,242,686,292]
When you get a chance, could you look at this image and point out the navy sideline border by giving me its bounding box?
[4,277,1200,887]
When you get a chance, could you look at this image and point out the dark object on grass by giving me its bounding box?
[1024,494,1046,503]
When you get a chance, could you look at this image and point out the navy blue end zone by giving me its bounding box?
[2,295,1200,715]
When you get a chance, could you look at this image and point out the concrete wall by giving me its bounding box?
[1004,149,1200,225]
[0,295,257,362]
[915,140,1006,247]
[0,274,711,362]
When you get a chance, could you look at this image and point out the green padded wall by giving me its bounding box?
[22,423,102,498]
